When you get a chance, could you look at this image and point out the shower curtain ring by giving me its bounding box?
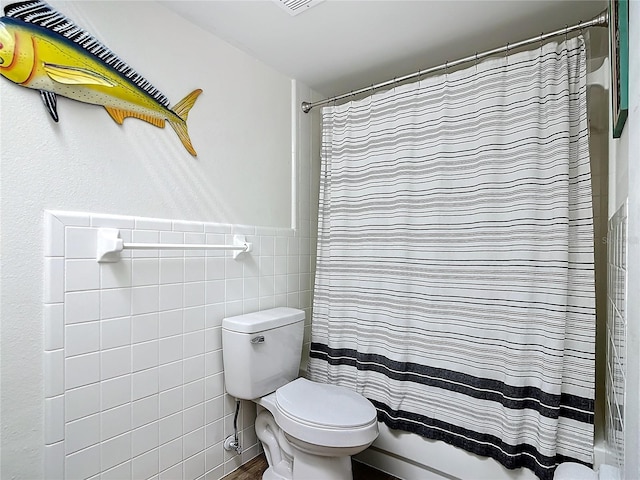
[475,52,479,72]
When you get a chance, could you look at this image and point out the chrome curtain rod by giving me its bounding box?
[301,9,608,113]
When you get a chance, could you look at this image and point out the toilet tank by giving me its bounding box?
[222,307,305,399]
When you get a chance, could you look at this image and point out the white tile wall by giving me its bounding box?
[43,209,315,479]
[606,201,627,477]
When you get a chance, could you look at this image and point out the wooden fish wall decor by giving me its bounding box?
[0,1,202,156]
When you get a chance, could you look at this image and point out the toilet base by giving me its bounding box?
[291,448,352,480]
[261,451,352,480]
[263,466,289,480]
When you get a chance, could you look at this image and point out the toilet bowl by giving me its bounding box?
[222,307,379,480]
[255,378,378,480]
[266,378,378,448]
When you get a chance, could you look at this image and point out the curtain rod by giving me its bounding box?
[301,9,608,113]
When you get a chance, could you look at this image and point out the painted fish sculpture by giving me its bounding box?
[0,1,202,156]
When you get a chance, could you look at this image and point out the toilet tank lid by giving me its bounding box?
[222,307,305,333]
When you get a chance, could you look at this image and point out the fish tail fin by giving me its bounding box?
[172,89,202,122]
[169,89,202,156]
[168,119,197,157]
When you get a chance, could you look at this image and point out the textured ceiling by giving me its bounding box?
[162,1,607,98]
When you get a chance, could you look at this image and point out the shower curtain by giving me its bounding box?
[308,36,595,480]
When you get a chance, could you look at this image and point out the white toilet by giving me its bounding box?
[222,307,379,480]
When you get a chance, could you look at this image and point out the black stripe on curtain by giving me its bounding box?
[371,399,592,480]
[310,344,594,423]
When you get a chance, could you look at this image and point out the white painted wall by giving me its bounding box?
[0,2,297,478]
[608,118,628,218]
[623,2,639,479]
[2,0,292,226]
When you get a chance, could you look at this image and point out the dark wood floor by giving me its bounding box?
[222,453,399,480]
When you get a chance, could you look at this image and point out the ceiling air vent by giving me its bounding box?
[272,0,325,16]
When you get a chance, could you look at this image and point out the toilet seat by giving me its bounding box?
[269,378,378,448]
[276,378,376,428]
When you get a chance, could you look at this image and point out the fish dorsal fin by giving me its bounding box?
[43,63,116,86]
[4,1,170,107]
[104,106,165,129]
[39,90,58,122]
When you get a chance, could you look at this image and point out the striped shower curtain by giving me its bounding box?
[308,36,595,480]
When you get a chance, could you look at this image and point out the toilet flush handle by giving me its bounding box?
[251,335,265,344]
